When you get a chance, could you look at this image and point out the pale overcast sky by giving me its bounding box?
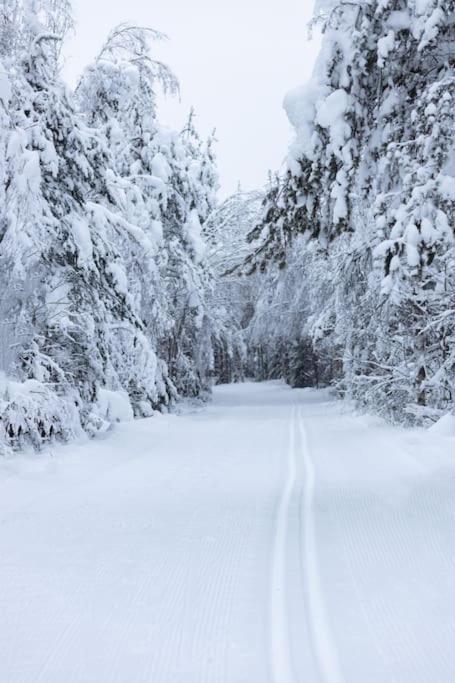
[63,1,320,196]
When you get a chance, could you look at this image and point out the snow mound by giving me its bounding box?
[428,414,455,437]
[97,389,134,423]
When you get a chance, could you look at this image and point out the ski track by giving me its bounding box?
[296,404,345,683]
[2,381,455,682]
[269,403,297,683]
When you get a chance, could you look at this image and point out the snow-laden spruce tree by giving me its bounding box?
[247,0,455,422]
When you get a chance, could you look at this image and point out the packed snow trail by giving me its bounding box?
[1,382,455,682]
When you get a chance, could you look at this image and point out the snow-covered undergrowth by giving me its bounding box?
[0,374,82,454]
[0,375,143,454]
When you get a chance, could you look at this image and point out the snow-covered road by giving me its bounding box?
[1,382,455,682]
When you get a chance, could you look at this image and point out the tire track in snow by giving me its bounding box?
[296,403,345,683]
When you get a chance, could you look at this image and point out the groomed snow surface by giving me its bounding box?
[1,382,455,682]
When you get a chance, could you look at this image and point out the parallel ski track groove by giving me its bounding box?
[296,402,345,683]
[269,403,298,683]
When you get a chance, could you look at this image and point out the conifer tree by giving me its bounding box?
[247,0,455,422]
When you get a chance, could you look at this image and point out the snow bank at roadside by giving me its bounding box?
[0,375,138,455]
[428,414,455,437]
[97,389,134,423]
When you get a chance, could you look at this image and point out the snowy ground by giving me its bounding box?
[1,381,455,682]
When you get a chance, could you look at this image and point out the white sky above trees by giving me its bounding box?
[63,0,320,196]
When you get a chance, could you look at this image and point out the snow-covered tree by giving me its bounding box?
[247,0,455,422]
[0,6,224,450]
[155,120,219,396]
[3,9,176,441]
[205,187,263,383]
[78,26,220,400]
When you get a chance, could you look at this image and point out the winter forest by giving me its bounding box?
[1,0,454,455]
[2,0,455,681]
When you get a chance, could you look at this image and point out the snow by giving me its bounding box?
[150,218,163,243]
[284,82,326,132]
[0,374,82,452]
[415,0,433,14]
[284,83,352,164]
[185,209,206,263]
[377,30,396,67]
[97,388,134,423]
[387,11,412,31]
[439,173,455,201]
[378,89,400,119]
[331,175,348,222]
[72,215,93,266]
[315,88,351,155]
[107,261,129,296]
[313,0,336,12]
[151,152,171,182]
[414,6,445,47]
[283,81,328,160]
[2,381,455,682]
[316,89,349,130]
[0,373,50,403]
[19,149,42,195]
[45,278,70,320]
[0,62,11,106]
[428,413,455,436]
[405,222,421,266]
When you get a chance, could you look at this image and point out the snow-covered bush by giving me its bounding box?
[0,375,81,452]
